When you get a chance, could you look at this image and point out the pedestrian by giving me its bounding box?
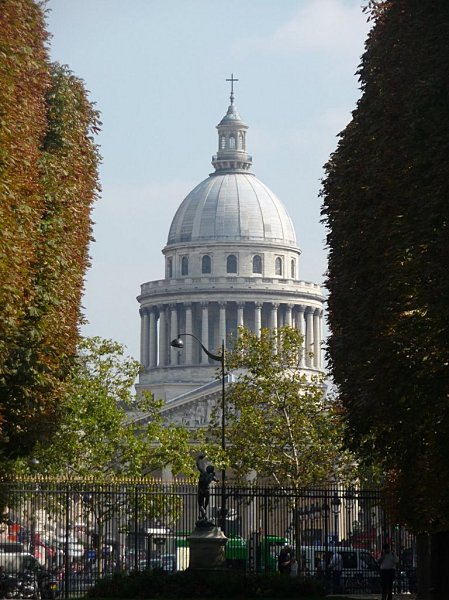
[278,545,292,574]
[329,549,343,593]
[0,565,8,598]
[290,556,298,577]
[378,543,398,600]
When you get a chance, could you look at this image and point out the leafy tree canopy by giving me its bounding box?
[204,327,354,490]
[12,338,194,480]
[1,1,100,466]
[321,0,449,531]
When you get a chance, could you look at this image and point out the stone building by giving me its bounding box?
[136,84,325,428]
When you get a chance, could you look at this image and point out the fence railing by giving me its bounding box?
[0,480,417,596]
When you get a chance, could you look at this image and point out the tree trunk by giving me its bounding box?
[429,531,449,600]
[417,533,430,600]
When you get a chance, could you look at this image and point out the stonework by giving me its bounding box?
[136,85,325,424]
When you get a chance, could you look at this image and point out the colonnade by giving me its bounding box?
[140,300,324,371]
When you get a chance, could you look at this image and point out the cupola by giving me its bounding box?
[211,74,252,173]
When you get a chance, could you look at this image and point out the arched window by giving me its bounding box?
[220,135,226,149]
[238,132,244,149]
[181,255,189,276]
[202,255,211,274]
[229,135,236,149]
[167,257,173,278]
[275,257,283,276]
[252,255,262,274]
[227,254,237,274]
[290,259,295,279]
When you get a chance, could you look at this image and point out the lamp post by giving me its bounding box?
[331,493,341,544]
[344,487,356,541]
[170,333,227,534]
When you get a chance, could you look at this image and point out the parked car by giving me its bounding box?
[138,554,176,572]
[54,538,84,560]
[298,546,381,594]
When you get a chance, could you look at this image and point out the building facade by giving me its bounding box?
[136,85,325,420]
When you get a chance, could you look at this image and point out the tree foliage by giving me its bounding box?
[13,338,194,480]
[320,1,449,532]
[206,327,353,490]
[0,1,100,464]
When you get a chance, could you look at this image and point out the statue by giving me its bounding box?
[196,454,218,523]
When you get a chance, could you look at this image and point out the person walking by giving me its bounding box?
[329,550,343,593]
[378,543,398,600]
[278,545,292,574]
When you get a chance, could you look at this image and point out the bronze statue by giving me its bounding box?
[196,454,218,521]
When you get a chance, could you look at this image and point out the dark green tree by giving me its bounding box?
[0,0,100,465]
[321,2,449,596]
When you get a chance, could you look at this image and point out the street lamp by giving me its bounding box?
[344,487,356,541]
[331,493,341,544]
[170,333,227,534]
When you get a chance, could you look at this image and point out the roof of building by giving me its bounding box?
[166,85,298,248]
[167,172,297,246]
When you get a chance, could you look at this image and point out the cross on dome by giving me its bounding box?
[226,73,239,104]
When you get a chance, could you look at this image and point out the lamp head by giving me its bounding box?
[331,494,342,514]
[170,337,184,349]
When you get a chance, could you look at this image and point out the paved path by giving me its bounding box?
[329,595,416,599]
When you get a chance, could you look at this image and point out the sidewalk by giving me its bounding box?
[327,595,416,599]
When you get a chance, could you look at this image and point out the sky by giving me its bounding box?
[45,0,372,362]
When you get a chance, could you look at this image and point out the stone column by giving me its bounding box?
[285,303,293,327]
[185,303,193,364]
[270,303,279,331]
[158,305,167,366]
[237,302,245,337]
[305,307,314,368]
[254,302,262,336]
[296,305,306,367]
[201,302,209,365]
[219,302,226,349]
[149,308,157,368]
[170,304,178,365]
[313,308,321,369]
[140,309,149,368]
[319,309,324,371]
[313,308,323,369]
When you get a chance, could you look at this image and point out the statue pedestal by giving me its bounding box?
[188,523,228,570]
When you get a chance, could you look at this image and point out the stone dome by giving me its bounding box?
[166,87,297,250]
[167,172,297,247]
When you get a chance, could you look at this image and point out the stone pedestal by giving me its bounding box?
[188,524,228,570]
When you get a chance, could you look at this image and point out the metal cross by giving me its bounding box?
[226,73,239,102]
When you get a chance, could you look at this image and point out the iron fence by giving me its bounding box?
[0,480,416,596]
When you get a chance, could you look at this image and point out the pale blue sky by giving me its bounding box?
[45,0,371,361]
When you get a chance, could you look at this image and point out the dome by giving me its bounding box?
[167,172,297,247]
[167,85,297,249]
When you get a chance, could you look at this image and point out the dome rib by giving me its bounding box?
[167,173,297,247]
